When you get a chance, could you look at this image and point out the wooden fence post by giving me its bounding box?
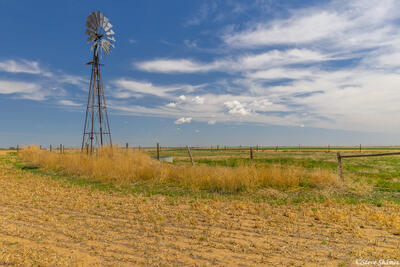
[50,145,52,152]
[328,145,330,153]
[186,145,194,166]
[16,145,19,152]
[250,147,254,163]
[86,144,89,155]
[156,142,160,160]
[60,144,62,154]
[337,152,343,181]
[276,145,278,152]
[126,142,128,150]
[40,145,42,150]
[359,144,361,153]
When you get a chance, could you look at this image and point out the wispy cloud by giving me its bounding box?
[0,59,52,76]
[223,0,399,52]
[184,2,218,26]
[174,117,192,124]
[0,80,47,100]
[135,59,219,73]
[58,100,81,107]
[112,78,204,99]
[135,49,331,74]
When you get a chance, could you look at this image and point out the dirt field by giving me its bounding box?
[0,152,400,266]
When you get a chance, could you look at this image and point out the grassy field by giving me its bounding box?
[0,147,400,265]
[148,146,400,203]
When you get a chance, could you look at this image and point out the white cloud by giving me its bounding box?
[113,79,201,99]
[135,59,218,73]
[208,119,216,125]
[59,74,86,86]
[192,96,205,104]
[0,80,37,94]
[223,0,399,50]
[0,60,51,76]
[59,100,81,107]
[135,49,331,74]
[174,117,192,124]
[178,95,186,101]
[0,80,47,100]
[224,11,348,47]
[238,49,329,70]
[166,102,177,107]
[246,68,313,80]
[224,100,250,115]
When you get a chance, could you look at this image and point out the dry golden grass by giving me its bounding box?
[20,145,339,192]
[0,152,399,266]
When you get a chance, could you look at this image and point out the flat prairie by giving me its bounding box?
[1,149,400,266]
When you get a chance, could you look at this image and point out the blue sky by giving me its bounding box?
[1,0,400,147]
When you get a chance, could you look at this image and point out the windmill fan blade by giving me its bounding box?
[94,11,101,27]
[101,39,113,55]
[85,29,96,36]
[101,16,109,29]
[106,29,115,35]
[101,39,110,48]
[101,44,110,55]
[104,22,112,32]
[87,34,96,43]
[85,20,96,32]
[99,12,104,26]
[88,13,99,28]
[107,36,116,42]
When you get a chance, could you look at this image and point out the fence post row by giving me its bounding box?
[337,152,343,181]
[186,145,194,166]
[156,142,160,161]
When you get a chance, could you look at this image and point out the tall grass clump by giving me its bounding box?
[19,145,339,193]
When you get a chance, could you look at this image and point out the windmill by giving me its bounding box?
[81,11,115,154]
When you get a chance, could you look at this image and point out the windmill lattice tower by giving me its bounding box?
[81,11,115,154]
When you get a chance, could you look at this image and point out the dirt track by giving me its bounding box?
[0,153,399,266]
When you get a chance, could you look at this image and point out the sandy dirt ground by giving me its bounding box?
[0,153,400,266]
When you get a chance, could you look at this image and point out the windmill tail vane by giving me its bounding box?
[81,11,115,154]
